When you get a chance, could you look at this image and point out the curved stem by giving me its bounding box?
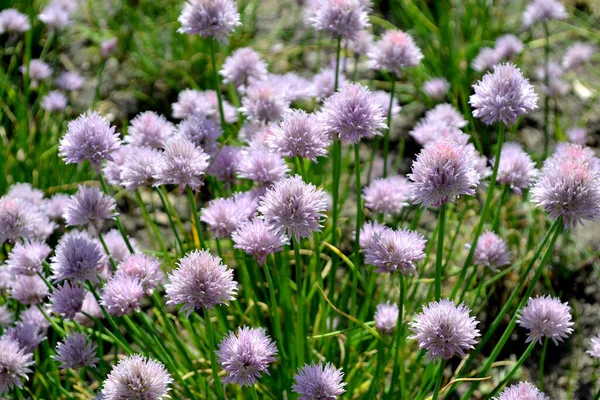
[488,340,537,398]
[435,204,447,300]
[203,308,225,399]
[452,123,505,300]
[383,79,396,178]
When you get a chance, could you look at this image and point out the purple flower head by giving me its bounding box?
[56,71,84,91]
[563,42,594,70]
[566,127,587,145]
[425,103,467,129]
[59,111,121,171]
[41,90,68,112]
[0,336,33,393]
[496,142,537,194]
[172,89,205,119]
[120,146,161,190]
[102,229,137,266]
[588,333,600,359]
[7,183,44,206]
[240,81,290,123]
[409,138,480,207]
[494,34,525,60]
[523,0,567,27]
[64,185,116,233]
[0,268,13,294]
[0,305,13,328]
[7,240,51,276]
[364,227,426,274]
[20,306,50,332]
[176,114,222,155]
[374,302,399,334]
[320,83,387,144]
[266,109,331,162]
[368,29,423,75]
[409,120,469,147]
[470,63,538,125]
[232,218,289,265]
[0,9,31,35]
[237,147,289,186]
[0,196,45,244]
[51,230,104,283]
[165,250,237,315]
[126,111,175,149]
[347,29,373,55]
[372,90,402,118]
[494,382,549,400]
[38,4,71,30]
[309,0,369,40]
[116,254,163,295]
[472,47,502,72]
[153,136,210,194]
[257,175,327,242]
[220,47,268,89]
[50,281,86,319]
[358,220,390,249]
[409,299,480,362]
[531,148,600,229]
[101,274,144,317]
[517,295,574,345]
[54,332,99,370]
[268,72,314,102]
[311,67,347,102]
[101,355,172,400]
[74,292,102,327]
[362,176,411,215]
[20,59,52,82]
[208,145,242,183]
[233,191,260,219]
[201,196,252,239]
[178,0,241,42]
[5,323,46,353]
[100,37,118,58]
[102,146,130,186]
[216,326,278,386]
[554,143,600,170]
[423,78,450,101]
[292,361,346,400]
[473,231,511,271]
[11,275,50,305]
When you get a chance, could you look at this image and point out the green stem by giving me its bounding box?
[94,60,106,105]
[435,204,446,300]
[539,337,548,392]
[388,274,406,399]
[452,123,505,300]
[203,308,225,399]
[488,340,537,398]
[135,189,167,255]
[383,79,396,178]
[263,263,287,361]
[329,140,341,290]
[368,340,387,398]
[542,21,550,161]
[98,232,117,271]
[210,38,227,128]
[187,186,205,250]
[351,143,361,317]
[492,184,510,232]
[156,187,185,255]
[432,359,446,400]
[98,174,134,253]
[251,386,259,400]
[334,35,342,92]
[294,240,305,368]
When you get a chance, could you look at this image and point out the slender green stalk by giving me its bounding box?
[488,340,537,398]
[203,308,225,399]
[452,123,505,300]
[187,187,205,250]
[263,263,287,361]
[383,78,396,178]
[134,189,167,255]
[294,240,305,368]
[388,274,406,399]
[98,174,134,254]
[156,187,185,255]
[98,232,117,271]
[334,35,342,92]
[431,359,446,400]
[542,21,550,161]
[368,340,386,398]
[352,55,359,81]
[351,143,361,317]
[435,204,447,300]
[539,337,548,391]
[210,38,227,128]
[94,60,106,105]
[492,184,510,232]
[251,386,259,400]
